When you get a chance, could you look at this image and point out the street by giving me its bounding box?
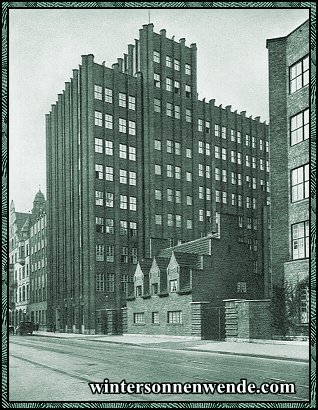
[9,335,309,402]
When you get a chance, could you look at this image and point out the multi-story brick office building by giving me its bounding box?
[46,24,270,334]
[9,190,47,329]
[267,20,309,335]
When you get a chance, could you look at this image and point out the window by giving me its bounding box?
[95,164,103,179]
[215,168,220,181]
[246,155,250,167]
[152,311,159,323]
[252,136,256,148]
[105,114,113,129]
[94,85,102,100]
[129,146,136,161]
[238,216,243,228]
[186,171,192,182]
[230,129,236,142]
[198,141,204,154]
[237,152,242,164]
[119,118,126,133]
[166,140,173,153]
[231,150,236,163]
[246,196,251,209]
[199,186,204,199]
[95,191,103,206]
[259,139,264,151]
[154,73,161,88]
[155,189,162,201]
[215,146,220,159]
[120,220,128,235]
[166,55,172,67]
[96,245,104,261]
[237,282,247,293]
[206,143,210,156]
[105,218,114,234]
[95,111,102,126]
[199,164,203,177]
[199,209,204,221]
[175,190,181,203]
[174,80,180,94]
[129,196,137,211]
[119,92,126,108]
[120,169,127,184]
[168,311,182,324]
[166,102,173,117]
[185,84,191,98]
[291,164,309,202]
[121,247,128,263]
[237,131,241,144]
[175,166,181,179]
[260,158,264,170]
[129,171,136,186]
[106,246,114,262]
[167,213,173,227]
[231,172,236,185]
[300,286,309,324]
[246,134,250,146]
[154,139,161,150]
[222,126,226,139]
[167,188,173,202]
[119,143,127,159]
[175,105,180,119]
[175,142,181,155]
[129,96,136,111]
[292,221,309,259]
[206,165,211,179]
[129,120,136,135]
[238,194,242,207]
[106,273,115,291]
[231,193,237,206]
[252,157,256,169]
[96,217,104,233]
[105,140,113,155]
[95,138,103,153]
[222,148,227,161]
[96,273,105,291]
[215,124,220,137]
[187,219,192,229]
[216,190,220,203]
[136,286,142,297]
[206,187,211,200]
[105,166,113,181]
[186,148,192,158]
[105,87,113,103]
[198,119,203,132]
[186,109,192,123]
[252,177,256,190]
[154,98,161,113]
[175,215,181,228]
[290,55,309,93]
[167,164,173,177]
[266,141,269,152]
[187,195,192,205]
[247,217,252,229]
[170,279,178,293]
[155,214,162,225]
[130,221,137,236]
[134,312,145,324]
[290,109,309,146]
[222,169,227,182]
[222,192,227,204]
[185,63,191,75]
[105,192,114,207]
[154,50,160,63]
[166,77,173,92]
[155,164,161,175]
[174,59,180,71]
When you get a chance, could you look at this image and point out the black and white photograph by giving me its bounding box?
[5,4,314,406]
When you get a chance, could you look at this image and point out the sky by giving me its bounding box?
[8,7,309,213]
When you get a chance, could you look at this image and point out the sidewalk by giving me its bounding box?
[30,331,310,363]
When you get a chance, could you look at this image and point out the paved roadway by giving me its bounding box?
[8,336,309,403]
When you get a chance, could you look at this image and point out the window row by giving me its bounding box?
[95,165,136,185]
[96,218,137,236]
[155,189,193,205]
[94,112,136,134]
[94,86,136,109]
[153,51,191,75]
[153,75,192,97]
[95,191,137,210]
[95,245,138,264]
[95,139,136,160]
[238,216,258,230]
[215,192,257,209]
[133,310,183,324]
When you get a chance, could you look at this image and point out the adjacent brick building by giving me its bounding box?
[267,20,309,335]
[125,214,265,339]
[46,24,270,334]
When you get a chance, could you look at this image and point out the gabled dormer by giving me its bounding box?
[167,252,180,294]
[133,259,152,298]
